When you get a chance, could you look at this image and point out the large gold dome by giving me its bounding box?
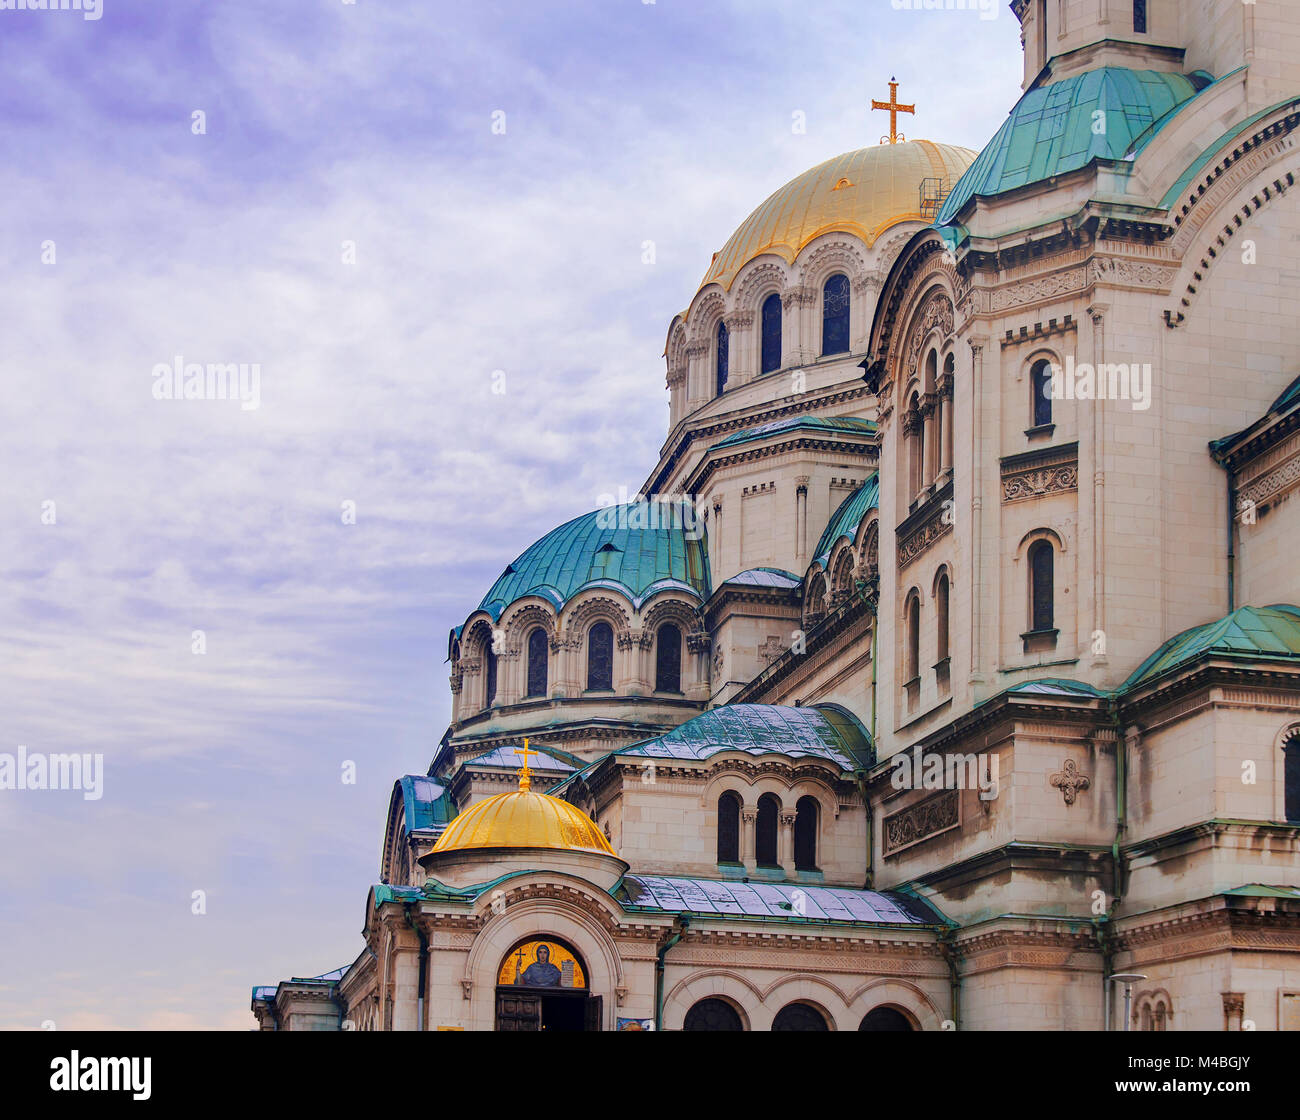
[431,787,615,856]
[700,139,977,292]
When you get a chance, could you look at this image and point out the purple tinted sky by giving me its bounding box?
[0,0,1021,1029]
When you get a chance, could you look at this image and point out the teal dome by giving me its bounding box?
[477,502,711,619]
[937,67,1213,227]
[1121,604,1300,691]
[813,473,879,569]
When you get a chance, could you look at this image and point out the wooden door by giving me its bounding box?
[496,990,541,1031]
[583,994,603,1032]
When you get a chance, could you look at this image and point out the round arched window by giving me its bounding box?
[684,998,744,1031]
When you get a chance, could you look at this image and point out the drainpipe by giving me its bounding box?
[1212,450,1236,611]
[938,927,961,1031]
[404,903,428,1032]
[854,771,873,890]
[654,916,689,1031]
[1094,698,1127,1030]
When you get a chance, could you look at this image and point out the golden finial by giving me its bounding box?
[513,739,538,792]
[871,77,915,145]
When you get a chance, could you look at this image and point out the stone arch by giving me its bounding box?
[463,885,624,1031]
[662,970,762,1031]
[733,258,790,311]
[845,977,946,1031]
[759,973,851,1029]
[1275,721,1300,823]
[804,570,829,627]
[796,234,869,293]
[829,542,856,605]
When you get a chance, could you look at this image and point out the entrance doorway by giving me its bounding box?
[495,988,603,1031]
[493,935,602,1031]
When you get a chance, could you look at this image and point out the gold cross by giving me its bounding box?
[513,739,538,791]
[871,77,915,145]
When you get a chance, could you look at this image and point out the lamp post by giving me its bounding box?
[1107,973,1147,1032]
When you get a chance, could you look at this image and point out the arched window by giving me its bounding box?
[905,592,921,682]
[859,1007,914,1031]
[943,352,955,469]
[1133,0,1147,34]
[525,627,548,698]
[1284,729,1300,823]
[484,645,498,707]
[755,793,780,867]
[716,791,741,863]
[684,998,744,1031]
[772,1002,829,1031]
[1031,358,1054,428]
[936,572,950,664]
[821,273,850,356]
[760,293,782,375]
[1028,540,1055,632]
[586,621,614,691]
[907,392,925,500]
[793,795,818,871]
[715,320,729,396]
[655,623,682,693]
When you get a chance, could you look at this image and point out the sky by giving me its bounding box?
[0,0,1023,1030]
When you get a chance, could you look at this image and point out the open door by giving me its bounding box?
[583,994,603,1032]
[496,990,541,1031]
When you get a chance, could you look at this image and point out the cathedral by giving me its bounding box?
[253,0,1300,1031]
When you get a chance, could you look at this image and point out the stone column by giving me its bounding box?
[921,393,938,489]
[795,477,810,568]
[741,805,757,867]
[1088,303,1109,666]
[779,809,797,872]
[725,310,754,386]
[685,340,709,412]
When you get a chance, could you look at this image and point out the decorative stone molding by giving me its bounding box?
[883,790,960,855]
[1001,442,1080,504]
[1049,759,1091,806]
[734,261,787,309]
[987,267,1088,313]
[758,634,787,663]
[896,484,955,569]
[781,284,817,310]
[1238,439,1300,513]
[905,293,955,379]
[723,310,753,330]
[1090,256,1177,290]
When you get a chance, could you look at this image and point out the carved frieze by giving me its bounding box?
[1001,442,1080,504]
[987,267,1088,313]
[897,492,954,569]
[883,789,960,855]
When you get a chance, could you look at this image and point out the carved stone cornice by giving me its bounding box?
[883,789,959,856]
[896,481,954,569]
[1000,441,1080,504]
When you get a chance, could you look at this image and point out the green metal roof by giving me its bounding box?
[1120,604,1300,691]
[616,703,872,769]
[395,775,456,835]
[937,68,1213,226]
[1222,884,1300,900]
[477,502,710,619]
[711,415,876,452]
[812,473,879,568]
[1210,372,1300,456]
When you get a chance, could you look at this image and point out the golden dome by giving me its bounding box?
[700,140,978,292]
[431,787,615,856]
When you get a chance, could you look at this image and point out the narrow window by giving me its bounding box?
[525,627,548,698]
[761,293,782,374]
[655,623,682,692]
[906,593,920,682]
[755,793,780,866]
[1032,359,1053,427]
[484,645,498,707]
[1285,731,1300,823]
[936,572,950,663]
[586,621,614,690]
[821,273,850,356]
[1029,540,1055,632]
[717,791,741,863]
[794,796,818,871]
[1133,0,1147,34]
[715,319,729,396]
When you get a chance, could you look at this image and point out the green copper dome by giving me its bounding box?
[1121,604,1300,691]
[812,473,879,569]
[937,67,1213,226]
[477,502,711,619]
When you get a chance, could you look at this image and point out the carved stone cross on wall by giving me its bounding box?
[1050,759,1091,806]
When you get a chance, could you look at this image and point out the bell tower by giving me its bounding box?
[1012,0,1185,89]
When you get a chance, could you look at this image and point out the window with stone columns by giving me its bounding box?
[717,791,741,863]
[755,793,780,867]
[715,319,729,396]
[935,568,950,665]
[906,391,925,502]
[586,621,614,691]
[525,626,548,698]
[654,622,682,693]
[760,292,782,375]
[1029,539,1055,633]
[821,273,850,356]
[793,795,819,871]
[923,349,939,486]
[941,351,955,474]
[484,644,498,707]
[904,588,921,684]
[1284,726,1300,823]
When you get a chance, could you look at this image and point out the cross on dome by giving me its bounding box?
[871,77,915,145]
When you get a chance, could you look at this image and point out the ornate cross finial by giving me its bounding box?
[871,77,915,145]
[513,739,538,792]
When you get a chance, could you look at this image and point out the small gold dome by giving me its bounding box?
[699,139,977,292]
[431,788,615,856]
